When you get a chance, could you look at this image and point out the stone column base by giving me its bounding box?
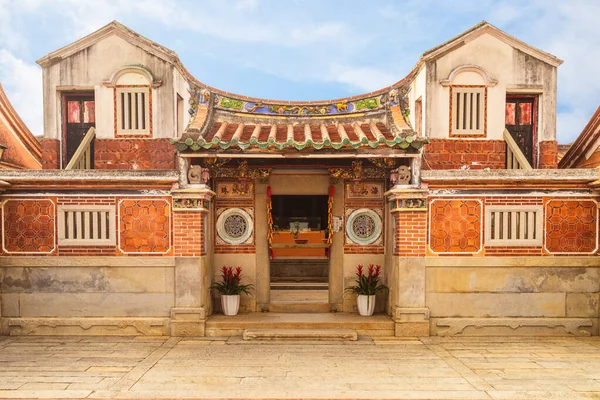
[170,307,207,337]
[393,307,430,337]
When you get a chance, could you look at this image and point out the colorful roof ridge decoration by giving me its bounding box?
[173,93,427,153]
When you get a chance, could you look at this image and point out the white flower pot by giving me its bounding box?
[221,294,240,316]
[357,294,376,316]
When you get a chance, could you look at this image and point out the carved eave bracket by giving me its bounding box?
[328,160,387,184]
[386,188,428,212]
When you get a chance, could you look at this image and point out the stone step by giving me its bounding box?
[271,276,328,283]
[270,289,328,302]
[271,282,328,290]
[268,302,331,313]
[206,312,395,337]
[243,328,357,341]
[270,258,329,278]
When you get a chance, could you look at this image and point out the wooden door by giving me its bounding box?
[63,94,95,166]
[505,97,535,166]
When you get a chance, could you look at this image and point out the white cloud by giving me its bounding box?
[0,50,43,134]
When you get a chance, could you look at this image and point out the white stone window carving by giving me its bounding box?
[346,208,382,245]
[485,205,543,246]
[116,86,150,135]
[451,86,486,136]
[216,208,253,245]
[58,205,116,246]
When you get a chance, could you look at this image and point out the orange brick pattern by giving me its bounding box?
[393,211,427,256]
[94,139,176,170]
[423,139,506,170]
[539,141,558,169]
[40,139,60,169]
[545,200,597,254]
[174,211,205,257]
[119,199,171,254]
[3,199,56,254]
[429,199,482,253]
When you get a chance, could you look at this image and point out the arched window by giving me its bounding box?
[104,66,161,137]
[441,65,497,138]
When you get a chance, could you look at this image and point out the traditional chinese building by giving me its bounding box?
[0,21,598,338]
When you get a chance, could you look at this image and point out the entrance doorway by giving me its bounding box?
[269,195,330,312]
[63,93,95,167]
[505,96,536,167]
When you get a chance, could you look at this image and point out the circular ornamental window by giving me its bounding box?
[216,208,253,245]
[346,208,382,245]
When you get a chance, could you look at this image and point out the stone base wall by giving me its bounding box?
[426,257,599,336]
[0,257,175,336]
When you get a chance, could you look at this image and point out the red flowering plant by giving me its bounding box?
[345,264,388,296]
[210,266,254,296]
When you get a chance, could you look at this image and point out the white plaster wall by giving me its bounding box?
[173,68,191,136]
[426,33,557,142]
[42,34,180,140]
[409,66,427,135]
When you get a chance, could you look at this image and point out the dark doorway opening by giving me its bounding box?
[63,93,95,167]
[271,195,328,232]
[506,96,536,167]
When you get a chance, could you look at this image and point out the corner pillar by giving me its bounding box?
[387,187,430,336]
[170,186,215,336]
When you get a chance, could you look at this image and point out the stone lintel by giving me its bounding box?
[386,188,428,212]
[0,256,175,268]
[3,317,169,336]
[172,187,215,211]
[433,317,595,337]
[426,256,600,268]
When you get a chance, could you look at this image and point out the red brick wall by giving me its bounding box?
[539,141,558,169]
[174,211,205,257]
[428,199,482,254]
[423,139,506,170]
[40,139,60,169]
[393,211,427,256]
[94,139,176,170]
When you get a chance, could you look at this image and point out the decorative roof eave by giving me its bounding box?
[171,134,427,154]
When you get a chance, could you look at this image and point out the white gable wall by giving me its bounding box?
[425,32,557,142]
[42,34,190,141]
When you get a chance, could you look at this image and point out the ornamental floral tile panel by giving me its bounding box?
[118,199,171,254]
[3,199,56,254]
[216,182,254,199]
[545,200,598,254]
[429,199,482,254]
[345,181,383,199]
[345,207,383,246]
[216,207,254,245]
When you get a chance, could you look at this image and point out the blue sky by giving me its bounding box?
[0,0,598,144]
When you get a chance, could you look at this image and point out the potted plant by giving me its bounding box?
[210,266,254,316]
[345,264,388,316]
[291,222,307,244]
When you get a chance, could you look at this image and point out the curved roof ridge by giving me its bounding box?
[0,83,42,168]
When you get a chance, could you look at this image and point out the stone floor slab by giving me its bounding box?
[0,335,598,399]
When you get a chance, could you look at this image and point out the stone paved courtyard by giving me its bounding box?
[0,335,600,399]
